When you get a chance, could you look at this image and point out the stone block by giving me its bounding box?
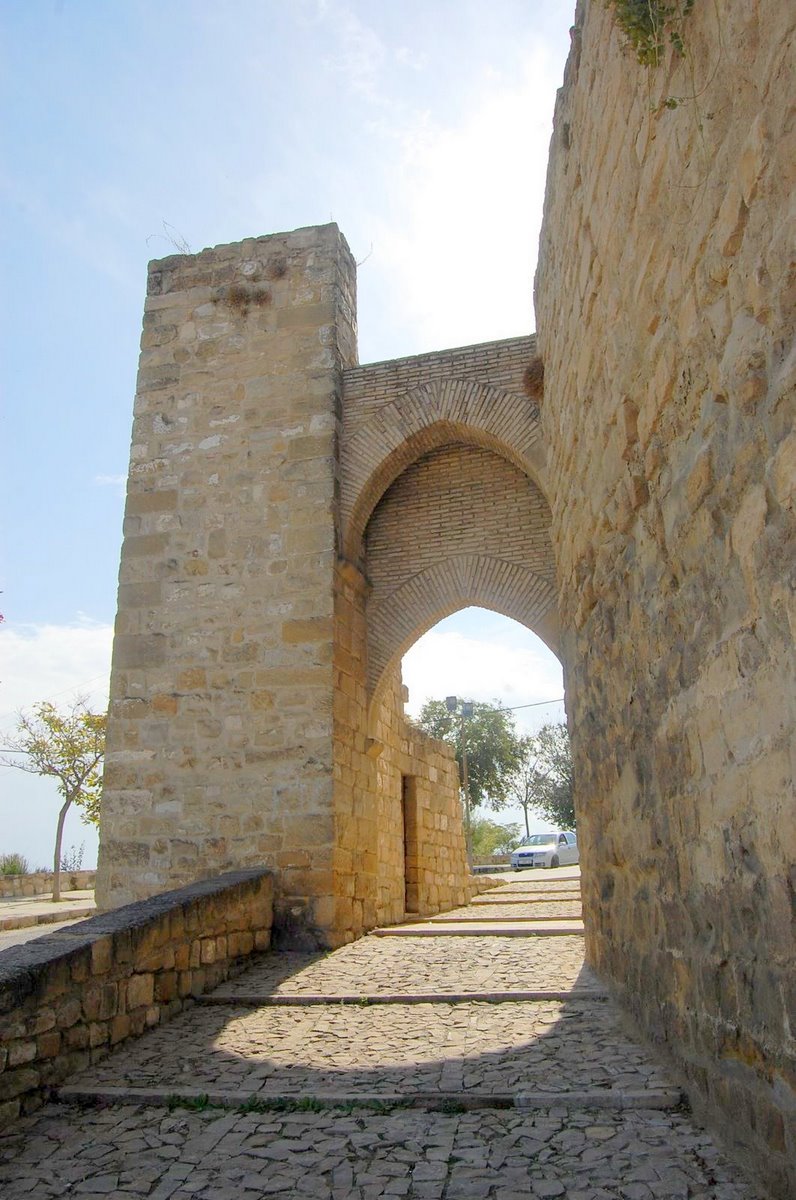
[7,1040,37,1068]
[55,998,82,1031]
[90,937,113,977]
[126,973,155,1011]
[0,1068,39,1103]
[82,983,118,1023]
[281,617,334,644]
[109,1014,131,1045]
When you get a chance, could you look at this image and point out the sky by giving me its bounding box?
[0,0,575,869]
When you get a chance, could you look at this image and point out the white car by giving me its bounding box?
[510,831,579,870]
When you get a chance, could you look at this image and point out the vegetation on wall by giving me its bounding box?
[607,0,695,66]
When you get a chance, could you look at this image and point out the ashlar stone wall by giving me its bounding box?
[97,226,358,943]
[535,3,795,1194]
[98,225,487,949]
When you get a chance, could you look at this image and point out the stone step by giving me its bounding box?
[57,1082,684,1113]
[196,988,609,1006]
[470,897,583,902]
[425,913,582,924]
[374,920,585,936]
[470,893,582,905]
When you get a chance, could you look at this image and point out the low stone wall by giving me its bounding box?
[0,868,272,1127]
[0,870,96,898]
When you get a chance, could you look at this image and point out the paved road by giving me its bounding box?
[0,872,761,1199]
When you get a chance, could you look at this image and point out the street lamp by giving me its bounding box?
[446,695,474,874]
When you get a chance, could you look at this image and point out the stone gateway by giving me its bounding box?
[98,2,794,1195]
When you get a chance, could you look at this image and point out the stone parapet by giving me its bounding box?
[0,868,273,1127]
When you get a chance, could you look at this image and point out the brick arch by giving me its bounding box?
[367,555,559,711]
[341,378,545,562]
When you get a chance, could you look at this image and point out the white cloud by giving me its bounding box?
[322,4,387,101]
[0,620,113,728]
[364,47,560,352]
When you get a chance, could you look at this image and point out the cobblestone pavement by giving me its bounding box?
[0,872,762,1198]
[0,1103,759,1199]
[67,1000,673,1098]
[491,879,582,893]
[205,935,600,999]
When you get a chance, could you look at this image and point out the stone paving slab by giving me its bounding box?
[0,915,91,951]
[65,1000,677,1099]
[205,936,601,998]
[0,1102,763,1199]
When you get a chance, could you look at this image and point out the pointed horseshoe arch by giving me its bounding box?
[367,554,559,713]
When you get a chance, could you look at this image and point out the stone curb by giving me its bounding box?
[0,905,95,932]
[57,1083,684,1112]
[57,1084,516,1111]
[194,989,610,1006]
[426,914,583,924]
[514,1088,685,1111]
[373,924,585,937]
[470,894,582,905]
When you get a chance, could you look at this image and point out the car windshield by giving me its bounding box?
[519,834,557,847]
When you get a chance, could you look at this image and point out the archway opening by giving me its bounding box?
[401,607,569,857]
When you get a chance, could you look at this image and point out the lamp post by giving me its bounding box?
[446,695,474,874]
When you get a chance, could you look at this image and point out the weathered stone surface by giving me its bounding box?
[535,3,795,1196]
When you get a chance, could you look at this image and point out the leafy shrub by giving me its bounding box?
[0,852,31,875]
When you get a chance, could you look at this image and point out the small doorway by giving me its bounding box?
[401,774,419,915]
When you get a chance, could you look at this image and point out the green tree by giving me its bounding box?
[416,699,523,811]
[470,816,522,858]
[511,722,574,831]
[1,699,106,901]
